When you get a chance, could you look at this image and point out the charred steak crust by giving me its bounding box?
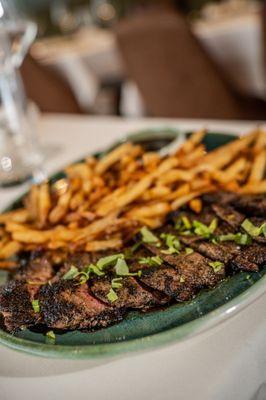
[39,280,125,331]
[0,280,39,332]
[0,192,265,334]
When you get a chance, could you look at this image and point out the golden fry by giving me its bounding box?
[85,238,122,252]
[0,241,21,259]
[38,182,52,227]
[248,150,266,183]
[0,209,29,224]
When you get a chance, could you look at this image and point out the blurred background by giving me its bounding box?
[4,0,266,119]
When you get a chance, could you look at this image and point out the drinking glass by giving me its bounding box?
[0,0,45,187]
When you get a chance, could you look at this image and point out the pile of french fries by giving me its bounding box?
[0,128,265,267]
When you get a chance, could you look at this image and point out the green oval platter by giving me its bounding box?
[0,128,265,359]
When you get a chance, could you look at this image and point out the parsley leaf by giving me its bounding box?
[107,288,118,303]
[219,232,252,245]
[193,218,217,238]
[140,226,160,247]
[185,247,194,255]
[160,233,180,254]
[62,265,79,280]
[139,256,163,267]
[96,254,124,270]
[208,261,224,273]
[241,219,266,238]
[46,330,56,343]
[31,299,40,313]
[111,277,123,289]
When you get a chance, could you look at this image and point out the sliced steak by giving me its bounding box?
[232,195,266,217]
[39,280,124,330]
[139,266,195,301]
[175,252,225,287]
[13,253,54,284]
[90,275,166,309]
[202,192,239,206]
[231,243,266,272]
[0,280,39,332]
[211,204,245,229]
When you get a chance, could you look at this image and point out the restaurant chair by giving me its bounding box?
[115,10,266,120]
[20,54,82,114]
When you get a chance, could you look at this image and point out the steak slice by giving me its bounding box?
[202,192,239,206]
[211,204,245,230]
[175,252,225,287]
[0,253,55,332]
[0,280,39,332]
[13,253,54,284]
[182,238,265,272]
[90,275,167,309]
[232,195,266,217]
[39,280,124,330]
[231,243,266,272]
[139,266,195,301]
[144,244,225,287]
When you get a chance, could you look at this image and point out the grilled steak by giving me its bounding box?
[0,192,265,334]
[138,266,195,301]
[90,275,167,309]
[232,195,266,217]
[0,280,39,332]
[39,280,124,330]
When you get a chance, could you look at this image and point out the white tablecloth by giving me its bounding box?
[0,115,266,400]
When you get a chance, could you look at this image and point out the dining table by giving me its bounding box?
[0,114,266,400]
[30,10,266,116]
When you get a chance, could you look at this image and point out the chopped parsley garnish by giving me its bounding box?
[62,265,79,280]
[139,256,163,267]
[175,215,192,233]
[140,226,160,247]
[31,299,40,313]
[241,219,266,238]
[114,258,130,276]
[85,264,105,277]
[131,241,142,253]
[46,330,56,343]
[208,261,224,273]
[192,218,217,239]
[185,247,194,255]
[160,233,180,254]
[96,254,124,270]
[107,288,118,303]
[182,216,192,230]
[111,277,123,289]
[219,232,252,245]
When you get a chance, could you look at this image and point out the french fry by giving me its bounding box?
[0,241,21,258]
[189,198,202,213]
[126,202,170,219]
[85,238,122,252]
[171,186,213,210]
[38,182,52,227]
[178,129,206,154]
[248,150,266,183]
[95,142,134,175]
[49,190,71,224]
[141,186,171,201]
[157,169,194,185]
[0,260,18,269]
[211,157,247,184]
[199,131,257,170]
[0,209,29,224]
[239,180,266,194]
